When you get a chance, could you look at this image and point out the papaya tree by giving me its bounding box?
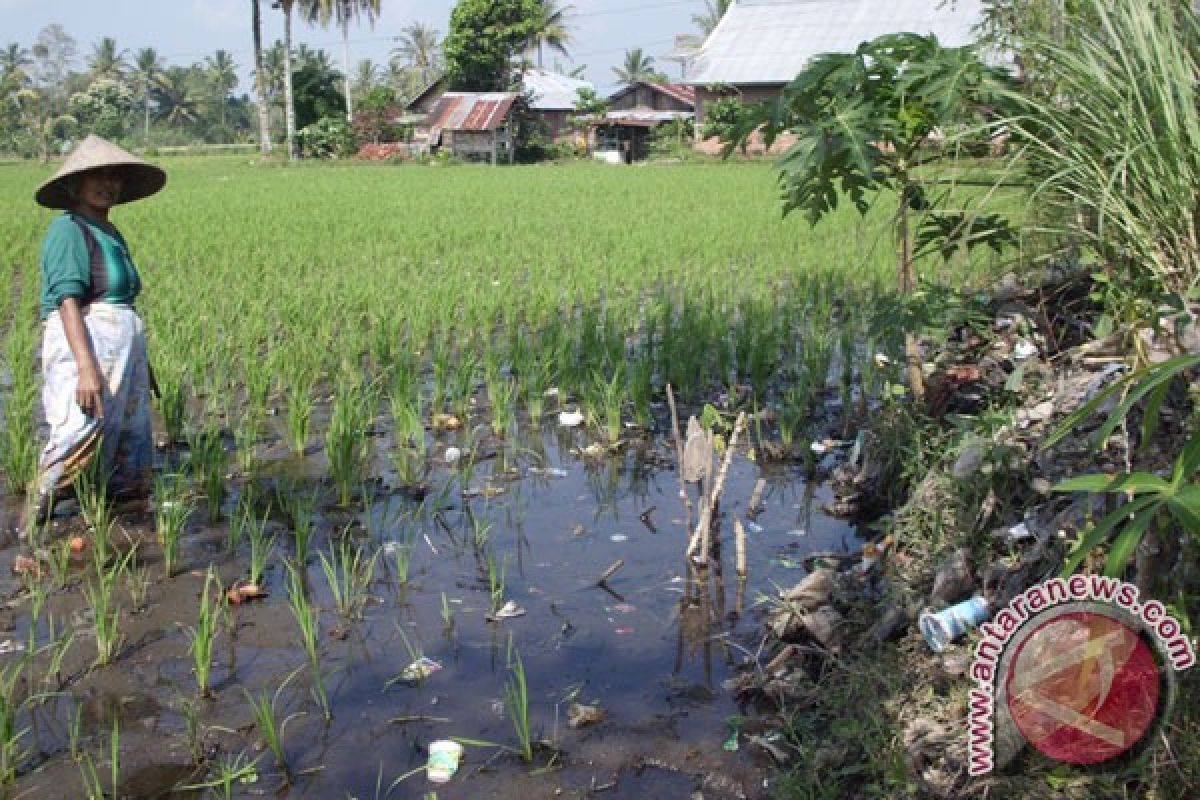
[728,32,1015,402]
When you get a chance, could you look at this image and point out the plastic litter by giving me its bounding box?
[558,409,584,427]
[568,702,606,728]
[1013,339,1038,360]
[0,640,25,655]
[426,739,464,783]
[443,446,461,465]
[609,533,628,543]
[529,467,568,478]
[487,600,526,621]
[919,596,990,652]
[400,657,443,683]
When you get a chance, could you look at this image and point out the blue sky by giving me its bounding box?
[1,0,706,94]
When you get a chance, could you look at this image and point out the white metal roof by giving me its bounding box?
[686,0,988,86]
[522,68,595,111]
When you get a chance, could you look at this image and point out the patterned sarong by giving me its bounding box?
[35,303,153,500]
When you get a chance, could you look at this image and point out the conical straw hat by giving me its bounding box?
[34,134,166,210]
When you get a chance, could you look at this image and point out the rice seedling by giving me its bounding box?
[285,562,329,721]
[440,591,454,634]
[154,472,191,578]
[317,536,378,620]
[189,569,220,698]
[155,360,187,445]
[487,374,517,437]
[78,715,120,799]
[387,523,417,588]
[234,405,263,472]
[285,372,315,457]
[326,376,375,508]
[485,552,507,617]
[592,368,625,444]
[187,424,227,523]
[84,554,125,666]
[0,664,29,786]
[450,353,478,420]
[244,668,303,781]
[275,482,317,565]
[503,637,534,763]
[182,750,260,800]
[35,619,73,690]
[1,320,40,493]
[74,467,113,566]
[123,550,151,613]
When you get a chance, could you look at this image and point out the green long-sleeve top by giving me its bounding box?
[39,212,142,320]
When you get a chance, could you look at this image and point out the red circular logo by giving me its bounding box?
[1004,610,1160,765]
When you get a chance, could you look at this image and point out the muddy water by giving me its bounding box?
[1,415,856,799]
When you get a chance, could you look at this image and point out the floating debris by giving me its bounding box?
[399,656,443,683]
[426,739,463,783]
[529,466,569,478]
[226,582,268,605]
[568,702,606,728]
[487,600,526,621]
[558,409,584,427]
[609,533,628,543]
[443,446,462,465]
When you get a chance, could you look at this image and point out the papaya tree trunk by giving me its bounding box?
[898,192,925,404]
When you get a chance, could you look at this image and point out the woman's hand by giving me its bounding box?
[76,361,105,419]
[59,297,105,419]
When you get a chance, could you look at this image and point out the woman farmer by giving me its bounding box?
[24,134,165,531]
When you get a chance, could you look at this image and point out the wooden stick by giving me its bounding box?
[688,412,747,564]
[595,558,624,586]
[765,644,798,675]
[734,518,747,578]
[665,384,692,530]
[747,478,766,518]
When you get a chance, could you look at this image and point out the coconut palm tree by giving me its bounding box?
[1,43,33,83]
[302,0,381,122]
[692,0,733,36]
[352,58,379,109]
[271,0,299,159]
[251,0,272,155]
[153,66,200,129]
[130,47,163,143]
[612,48,661,87]
[88,37,128,81]
[391,22,442,89]
[205,50,239,128]
[527,0,574,69]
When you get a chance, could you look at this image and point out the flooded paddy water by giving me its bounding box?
[0,398,858,799]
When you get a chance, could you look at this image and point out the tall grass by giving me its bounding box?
[1010,0,1200,297]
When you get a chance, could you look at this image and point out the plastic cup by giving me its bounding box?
[426,739,464,784]
[919,595,990,652]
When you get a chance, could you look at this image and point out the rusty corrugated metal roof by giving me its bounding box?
[652,83,696,107]
[423,92,518,132]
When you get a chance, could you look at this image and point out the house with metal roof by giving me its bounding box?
[593,82,696,163]
[523,68,594,142]
[412,92,519,164]
[685,0,988,152]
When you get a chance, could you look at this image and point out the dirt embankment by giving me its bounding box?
[732,267,1200,799]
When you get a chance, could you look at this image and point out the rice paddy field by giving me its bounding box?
[0,158,1006,798]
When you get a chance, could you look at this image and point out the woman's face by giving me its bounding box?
[75,167,123,212]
